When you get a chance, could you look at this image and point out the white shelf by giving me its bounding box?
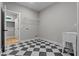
[5,20,15,22]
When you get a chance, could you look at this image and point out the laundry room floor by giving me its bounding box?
[1,39,71,56]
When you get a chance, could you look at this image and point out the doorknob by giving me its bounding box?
[3,29,8,31]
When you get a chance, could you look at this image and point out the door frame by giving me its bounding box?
[1,5,21,53]
[4,8,21,47]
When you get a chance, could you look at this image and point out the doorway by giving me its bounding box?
[1,5,20,52]
[5,9,20,48]
[5,10,19,46]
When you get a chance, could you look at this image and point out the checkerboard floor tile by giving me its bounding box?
[1,39,71,56]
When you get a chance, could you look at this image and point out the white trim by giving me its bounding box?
[4,5,7,48]
[18,13,21,43]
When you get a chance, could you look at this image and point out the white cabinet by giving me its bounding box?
[63,32,77,56]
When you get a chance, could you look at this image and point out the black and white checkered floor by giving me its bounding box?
[1,39,71,56]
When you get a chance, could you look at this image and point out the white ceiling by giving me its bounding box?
[17,2,54,12]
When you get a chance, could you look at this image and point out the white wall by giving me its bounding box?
[5,2,38,41]
[39,2,77,44]
[77,2,79,56]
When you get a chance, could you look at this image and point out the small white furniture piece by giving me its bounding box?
[63,32,77,56]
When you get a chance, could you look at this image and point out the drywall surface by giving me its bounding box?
[5,2,38,41]
[77,2,79,56]
[39,2,77,44]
